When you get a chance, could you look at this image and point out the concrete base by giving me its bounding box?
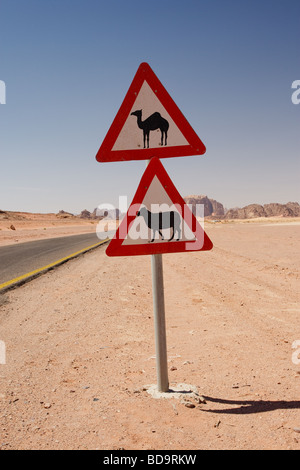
[145,383,204,403]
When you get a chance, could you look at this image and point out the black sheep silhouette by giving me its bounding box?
[131,110,169,149]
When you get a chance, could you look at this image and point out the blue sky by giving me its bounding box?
[1,0,299,213]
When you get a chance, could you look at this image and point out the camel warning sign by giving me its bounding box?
[96,63,206,162]
[106,158,213,256]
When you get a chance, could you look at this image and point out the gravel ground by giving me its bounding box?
[0,221,300,450]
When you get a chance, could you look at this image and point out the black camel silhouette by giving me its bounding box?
[131,109,169,149]
[137,206,181,242]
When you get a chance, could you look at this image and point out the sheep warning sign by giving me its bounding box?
[106,158,213,256]
[96,62,206,162]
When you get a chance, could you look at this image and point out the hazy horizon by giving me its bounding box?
[2,198,300,217]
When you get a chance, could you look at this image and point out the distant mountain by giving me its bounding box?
[0,210,26,221]
[183,195,225,217]
[74,199,300,221]
[78,208,121,220]
[56,210,75,219]
[225,202,300,219]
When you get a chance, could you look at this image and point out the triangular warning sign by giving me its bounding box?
[106,158,213,256]
[96,63,206,163]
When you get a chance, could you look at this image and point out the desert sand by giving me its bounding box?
[0,211,118,247]
[0,216,300,450]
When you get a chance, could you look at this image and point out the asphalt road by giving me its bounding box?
[0,231,113,288]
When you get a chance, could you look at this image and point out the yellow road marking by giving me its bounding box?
[0,238,109,291]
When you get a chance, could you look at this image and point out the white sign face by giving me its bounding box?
[112,81,189,151]
[121,175,196,246]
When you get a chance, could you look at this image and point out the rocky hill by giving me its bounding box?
[56,210,76,219]
[2,198,299,224]
[78,208,121,220]
[225,202,300,219]
[181,197,300,219]
[76,199,300,221]
[183,195,225,217]
[0,210,27,221]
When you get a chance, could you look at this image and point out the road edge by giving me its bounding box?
[0,238,110,295]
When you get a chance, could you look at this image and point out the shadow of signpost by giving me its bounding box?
[201,396,300,415]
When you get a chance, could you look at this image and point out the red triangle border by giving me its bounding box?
[96,63,206,163]
[106,158,213,256]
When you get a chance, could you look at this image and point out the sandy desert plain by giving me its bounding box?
[0,212,300,450]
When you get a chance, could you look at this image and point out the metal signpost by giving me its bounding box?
[147,159,169,393]
[151,252,169,392]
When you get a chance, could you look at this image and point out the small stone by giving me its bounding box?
[170,366,177,371]
[197,396,207,404]
[44,403,51,409]
[184,402,195,409]
[293,427,300,433]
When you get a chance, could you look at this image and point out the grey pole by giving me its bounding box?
[151,252,169,392]
[146,159,169,392]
